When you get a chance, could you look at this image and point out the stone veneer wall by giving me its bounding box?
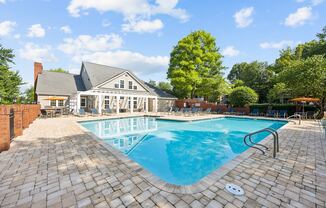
[0,104,40,152]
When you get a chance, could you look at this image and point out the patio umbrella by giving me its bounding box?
[289,97,320,112]
[44,97,66,101]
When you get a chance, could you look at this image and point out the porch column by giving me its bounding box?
[76,93,81,112]
[154,97,158,112]
[98,95,102,115]
[130,96,134,113]
[116,95,120,114]
[145,97,148,113]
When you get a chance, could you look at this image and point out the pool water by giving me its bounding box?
[81,117,286,185]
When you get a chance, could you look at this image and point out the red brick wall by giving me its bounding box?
[0,104,40,152]
[175,99,249,114]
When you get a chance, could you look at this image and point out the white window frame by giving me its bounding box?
[80,97,87,108]
[128,81,133,90]
[133,85,137,90]
[133,97,137,109]
[58,100,64,107]
[50,100,56,107]
[120,80,125,88]
[104,96,110,109]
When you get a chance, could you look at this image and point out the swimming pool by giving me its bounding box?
[80,117,286,185]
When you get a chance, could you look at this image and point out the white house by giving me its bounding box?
[34,62,176,114]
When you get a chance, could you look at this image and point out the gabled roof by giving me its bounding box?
[36,71,85,96]
[144,82,177,99]
[82,62,125,88]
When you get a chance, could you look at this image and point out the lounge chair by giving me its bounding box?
[266,110,277,117]
[78,109,86,116]
[91,108,99,116]
[224,108,235,115]
[250,109,259,116]
[278,110,288,118]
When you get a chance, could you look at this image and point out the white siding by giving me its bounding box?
[99,73,147,92]
[37,95,69,109]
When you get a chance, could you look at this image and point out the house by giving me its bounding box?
[34,62,176,114]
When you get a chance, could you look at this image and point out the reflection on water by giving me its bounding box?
[81,117,157,153]
[81,117,286,185]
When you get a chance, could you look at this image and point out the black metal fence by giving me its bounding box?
[9,108,14,141]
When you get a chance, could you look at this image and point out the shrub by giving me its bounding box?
[229,86,258,107]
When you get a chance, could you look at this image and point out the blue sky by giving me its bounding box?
[0,0,325,91]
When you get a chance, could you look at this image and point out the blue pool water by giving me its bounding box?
[80,117,286,185]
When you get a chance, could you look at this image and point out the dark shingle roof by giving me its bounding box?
[83,62,125,88]
[144,82,176,99]
[36,71,85,95]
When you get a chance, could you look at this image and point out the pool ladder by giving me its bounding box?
[243,128,279,158]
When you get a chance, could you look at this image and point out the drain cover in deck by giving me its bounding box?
[225,183,244,196]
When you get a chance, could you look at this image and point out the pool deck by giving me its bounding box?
[0,113,325,208]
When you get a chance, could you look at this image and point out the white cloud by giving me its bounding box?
[19,43,57,62]
[122,18,163,33]
[0,0,6,4]
[60,25,72,34]
[77,50,169,76]
[284,7,312,27]
[67,0,189,21]
[222,46,240,57]
[260,40,296,49]
[296,0,325,5]
[233,7,254,28]
[14,34,20,39]
[58,34,123,55]
[27,24,46,37]
[0,21,16,36]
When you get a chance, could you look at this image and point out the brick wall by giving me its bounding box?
[175,99,249,114]
[0,104,40,152]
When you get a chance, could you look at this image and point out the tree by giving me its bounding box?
[0,44,23,104]
[167,30,224,100]
[158,81,172,93]
[267,83,288,103]
[21,86,35,103]
[227,61,273,102]
[278,55,326,118]
[148,80,157,87]
[48,68,69,73]
[228,86,258,107]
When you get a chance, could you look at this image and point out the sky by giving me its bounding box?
[0,0,325,91]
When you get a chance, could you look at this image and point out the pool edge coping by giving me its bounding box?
[76,115,290,194]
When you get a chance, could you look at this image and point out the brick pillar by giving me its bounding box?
[13,105,23,137]
[0,106,10,152]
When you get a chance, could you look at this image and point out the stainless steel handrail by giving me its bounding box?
[243,128,279,158]
[287,114,301,125]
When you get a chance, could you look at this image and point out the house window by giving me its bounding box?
[50,100,56,107]
[128,97,131,108]
[104,96,110,109]
[133,86,137,90]
[120,96,124,100]
[58,100,64,107]
[80,97,86,108]
[133,97,137,109]
[114,83,119,88]
[120,80,125,88]
[129,81,133,90]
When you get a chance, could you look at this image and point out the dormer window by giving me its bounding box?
[120,80,124,88]
[133,86,137,90]
[114,83,119,88]
[129,81,133,90]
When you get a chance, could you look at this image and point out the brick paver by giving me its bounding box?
[0,115,325,208]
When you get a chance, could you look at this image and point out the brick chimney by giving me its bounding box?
[34,62,43,87]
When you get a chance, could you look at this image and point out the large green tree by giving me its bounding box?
[227,61,273,102]
[278,55,326,118]
[228,86,258,107]
[48,68,69,73]
[0,43,23,104]
[167,30,224,100]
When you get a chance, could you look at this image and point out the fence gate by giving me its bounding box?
[9,108,14,141]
